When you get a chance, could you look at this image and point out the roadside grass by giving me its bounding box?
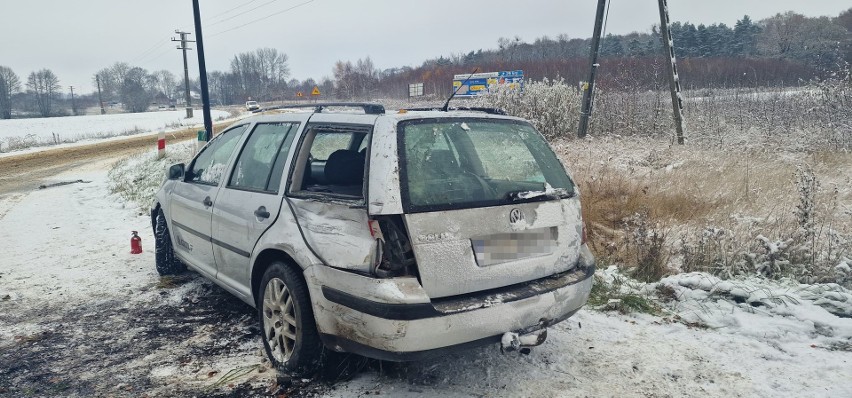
[108,141,195,209]
[587,274,661,315]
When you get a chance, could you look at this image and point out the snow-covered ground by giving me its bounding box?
[0,110,231,152]
[0,152,850,397]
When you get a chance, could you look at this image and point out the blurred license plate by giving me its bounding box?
[471,227,557,267]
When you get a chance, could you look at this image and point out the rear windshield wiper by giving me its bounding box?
[507,186,574,202]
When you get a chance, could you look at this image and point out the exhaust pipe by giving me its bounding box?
[500,329,547,354]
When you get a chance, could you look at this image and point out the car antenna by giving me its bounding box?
[442,68,479,112]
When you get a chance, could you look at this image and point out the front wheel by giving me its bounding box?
[154,210,186,275]
[258,262,323,375]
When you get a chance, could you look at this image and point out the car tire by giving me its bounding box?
[258,262,323,375]
[154,210,186,275]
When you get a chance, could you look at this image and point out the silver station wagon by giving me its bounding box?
[151,103,595,373]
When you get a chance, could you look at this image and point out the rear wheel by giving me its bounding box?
[258,262,323,375]
[154,210,186,275]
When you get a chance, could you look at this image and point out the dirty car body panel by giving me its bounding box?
[152,106,594,363]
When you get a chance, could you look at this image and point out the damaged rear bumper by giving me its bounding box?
[305,247,595,361]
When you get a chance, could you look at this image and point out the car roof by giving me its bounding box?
[383,110,526,123]
[236,109,526,127]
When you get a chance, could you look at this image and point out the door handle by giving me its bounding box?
[203,196,213,207]
[254,206,271,219]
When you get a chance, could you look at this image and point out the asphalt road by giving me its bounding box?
[0,124,230,196]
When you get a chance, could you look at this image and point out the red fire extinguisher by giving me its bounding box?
[130,231,142,254]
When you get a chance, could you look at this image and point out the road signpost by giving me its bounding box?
[408,82,424,98]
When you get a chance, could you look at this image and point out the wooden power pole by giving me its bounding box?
[172,30,195,119]
[96,75,106,115]
[69,86,77,116]
[577,0,608,139]
[657,0,686,144]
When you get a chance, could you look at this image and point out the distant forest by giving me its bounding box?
[327,10,852,99]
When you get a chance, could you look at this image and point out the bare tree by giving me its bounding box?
[333,60,355,99]
[151,70,177,100]
[26,69,61,117]
[93,62,132,102]
[256,47,290,99]
[355,57,378,98]
[0,66,21,119]
[229,48,290,101]
[121,67,153,113]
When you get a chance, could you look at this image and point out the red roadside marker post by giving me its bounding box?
[157,131,166,159]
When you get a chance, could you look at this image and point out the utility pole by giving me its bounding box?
[577,0,608,139]
[69,86,77,116]
[192,0,213,141]
[657,0,686,145]
[96,75,106,114]
[172,30,195,119]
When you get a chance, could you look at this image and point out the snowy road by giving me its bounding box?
[0,161,850,397]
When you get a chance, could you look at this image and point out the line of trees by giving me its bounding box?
[94,62,179,112]
[0,66,79,118]
[208,48,293,105]
[325,9,852,99]
[0,66,20,119]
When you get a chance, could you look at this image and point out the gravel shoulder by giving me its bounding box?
[0,121,235,196]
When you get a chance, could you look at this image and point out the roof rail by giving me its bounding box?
[253,102,385,115]
[402,106,507,115]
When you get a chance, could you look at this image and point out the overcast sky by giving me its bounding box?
[2,0,849,94]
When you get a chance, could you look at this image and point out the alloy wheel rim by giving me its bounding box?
[262,278,298,363]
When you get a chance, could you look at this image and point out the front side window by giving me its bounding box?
[228,122,298,193]
[187,125,249,185]
[399,118,574,212]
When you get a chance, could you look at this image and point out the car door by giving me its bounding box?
[169,124,249,277]
[212,121,301,298]
[284,115,378,273]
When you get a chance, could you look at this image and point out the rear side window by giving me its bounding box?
[290,125,370,198]
[399,118,574,212]
[310,132,352,160]
[187,125,249,185]
[228,122,298,193]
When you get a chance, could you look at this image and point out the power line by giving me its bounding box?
[205,0,259,21]
[139,46,176,69]
[128,37,172,64]
[210,0,316,37]
[136,24,195,68]
[208,0,283,27]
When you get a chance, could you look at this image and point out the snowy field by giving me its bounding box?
[0,110,230,152]
[0,147,849,397]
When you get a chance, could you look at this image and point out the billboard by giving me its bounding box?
[452,70,524,97]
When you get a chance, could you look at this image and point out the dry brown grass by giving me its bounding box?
[555,137,852,281]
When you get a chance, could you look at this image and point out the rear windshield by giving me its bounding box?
[399,118,574,212]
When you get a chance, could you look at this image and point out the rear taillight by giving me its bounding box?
[370,217,419,278]
[368,220,384,240]
[581,223,588,245]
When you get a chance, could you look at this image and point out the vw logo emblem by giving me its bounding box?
[509,208,524,224]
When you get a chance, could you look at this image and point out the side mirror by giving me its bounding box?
[168,163,185,180]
